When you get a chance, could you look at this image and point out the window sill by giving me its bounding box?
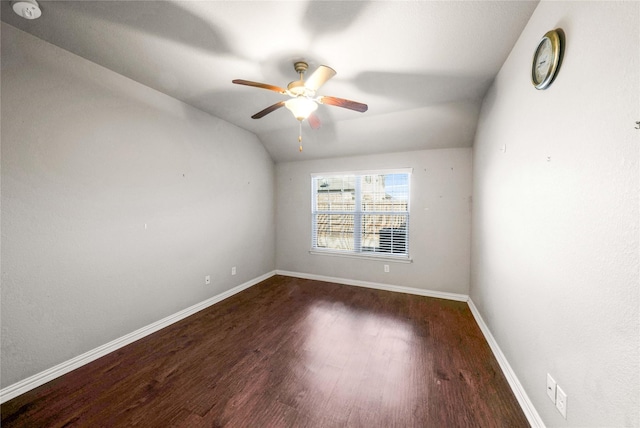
[309,250,413,264]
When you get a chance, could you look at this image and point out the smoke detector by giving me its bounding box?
[12,0,42,20]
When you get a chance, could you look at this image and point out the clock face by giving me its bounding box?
[532,30,561,90]
[534,38,552,83]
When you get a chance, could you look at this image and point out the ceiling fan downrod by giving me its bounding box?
[287,62,310,96]
[294,61,309,80]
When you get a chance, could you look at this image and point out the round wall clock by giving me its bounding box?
[532,29,562,90]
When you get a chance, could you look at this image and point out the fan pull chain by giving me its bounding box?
[298,121,303,152]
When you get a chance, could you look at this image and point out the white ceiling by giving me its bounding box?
[1,0,539,163]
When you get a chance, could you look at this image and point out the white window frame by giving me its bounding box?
[310,168,412,262]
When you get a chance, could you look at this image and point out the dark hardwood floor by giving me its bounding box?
[1,275,528,427]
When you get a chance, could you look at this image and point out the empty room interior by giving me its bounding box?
[1,1,638,427]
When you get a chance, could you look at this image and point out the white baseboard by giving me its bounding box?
[275,270,469,302]
[467,298,545,428]
[0,271,276,404]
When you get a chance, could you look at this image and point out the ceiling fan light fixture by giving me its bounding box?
[285,97,318,121]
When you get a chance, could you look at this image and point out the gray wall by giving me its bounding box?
[276,149,472,294]
[1,23,276,388]
[470,2,639,426]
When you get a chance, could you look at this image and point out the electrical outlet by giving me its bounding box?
[546,373,557,403]
[556,385,567,419]
[231,266,236,275]
[205,275,210,285]
[384,264,390,273]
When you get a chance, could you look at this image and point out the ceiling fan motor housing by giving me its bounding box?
[287,80,311,96]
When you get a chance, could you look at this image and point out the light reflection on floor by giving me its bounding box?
[285,300,419,422]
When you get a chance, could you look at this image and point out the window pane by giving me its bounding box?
[362,214,408,254]
[362,173,409,212]
[315,176,355,212]
[313,214,355,251]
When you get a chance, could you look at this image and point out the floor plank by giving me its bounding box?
[1,275,528,427]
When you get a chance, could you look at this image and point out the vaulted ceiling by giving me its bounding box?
[1,1,539,162]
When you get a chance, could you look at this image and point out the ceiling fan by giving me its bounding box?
[232,61,368,151]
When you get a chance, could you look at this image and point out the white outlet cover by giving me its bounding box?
[556,385,567,419]
[546,373,556,403]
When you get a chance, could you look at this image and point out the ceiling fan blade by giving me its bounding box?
[308,113,321,130]
[319,96,368,113]
[251,101,286,119]
[305,65,336,91]
[232,79,287,94]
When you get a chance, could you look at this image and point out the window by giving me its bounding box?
[311,169,411,260]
